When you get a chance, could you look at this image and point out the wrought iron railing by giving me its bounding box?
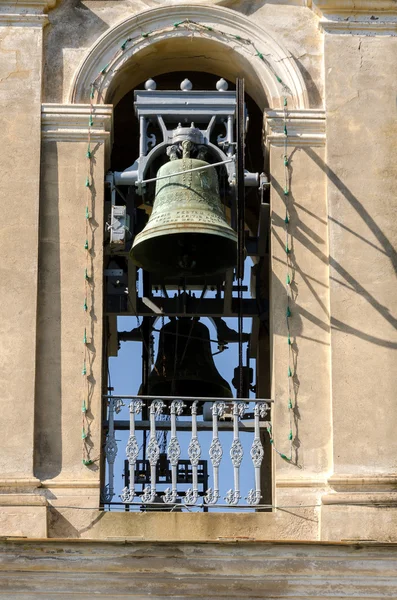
[102,395,272,510]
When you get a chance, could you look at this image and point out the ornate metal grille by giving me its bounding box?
[103,395,272,510]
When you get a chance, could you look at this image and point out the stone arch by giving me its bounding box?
[69,4,310,110]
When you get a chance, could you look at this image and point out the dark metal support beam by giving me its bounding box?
[104,420,259,433]
[105,298,258,318]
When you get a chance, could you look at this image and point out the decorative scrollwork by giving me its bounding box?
[191,400,199,415]
[147,438,160,466]
[255,402,270,418]
[236,402,247,418]
[204,487,220,505]
[187,437,201,466]
[101,483,113,504]
[230,439,244,467]
[150,399,165,417]
[213,401,226,417]
[120,487,135,503]
[126,436,139,463]
[246,489,262,506]
[170,399,185,416]
[209,438,223,467]
[167,437,181,466]
[141,486,156,503]
[250,438,264,467]
[163,488,178,504]
[104,435,118,465]
[114,398,124,414]
[184,488,199,505]
[225,489,241,505]
[130,399,143,414]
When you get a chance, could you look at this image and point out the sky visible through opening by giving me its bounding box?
[106,257,269,511]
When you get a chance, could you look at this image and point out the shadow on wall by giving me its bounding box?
[305,147,397,348]
[293,59,322,110]
[218,0,282,15]
[272,146,397,350]
[34,142,62,479]
[43,1,108,102]
[270,145,397,464]
[48,506,106,538]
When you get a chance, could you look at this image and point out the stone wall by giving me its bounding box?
[0,0,396,544]
[1,539,397,598]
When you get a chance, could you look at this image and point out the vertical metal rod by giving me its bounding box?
[141,400,164,503]
[185,401,201,506]
[247,402,269,505]
[225,402,246,505]
[163,399,184,503]
[103,397,122,503]
[236,78,246,400]
[205,401,225,505]
[107,399,115,501]
[139,116,147,157]
[121,400,143,503]
[227,115,234,157]
[141,271,151,476]
[128,403,137,499]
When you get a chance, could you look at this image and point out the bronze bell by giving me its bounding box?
[145,318,233,400]
[130,148,237,277]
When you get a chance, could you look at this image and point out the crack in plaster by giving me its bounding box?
[358,37,364,69]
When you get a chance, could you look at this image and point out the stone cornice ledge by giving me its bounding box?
[40,479,100,489]
[265,109,326,147]
[314,0,397,13]
[323,492,397,506]
[276,477,328,488]
[313,1,397,34]
[0,493,47,507]
[0,477,41,489]
[42,104,113,152]
[0,0,56,24]
[328,474,397,492]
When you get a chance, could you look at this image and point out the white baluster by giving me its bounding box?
[163,399,185,504]
[246,402,269,505]
[204,401,226,505]
[141,399,164,504]
[225,402,246,505]
[184,401,201,505]
[121,400,143,503]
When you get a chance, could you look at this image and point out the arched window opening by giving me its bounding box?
[102,71,272,511]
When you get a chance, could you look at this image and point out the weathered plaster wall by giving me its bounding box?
[1,0,397,546]
[45,505,319,540]
[324,31,397,477]
[269,137,330,478]
[317,20,397,539]
[240,2,324,107]
[43,0,323,107]
[34,139,104,483]
[0,21,43,482]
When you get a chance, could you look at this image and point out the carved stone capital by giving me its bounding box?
[41,104,113,161]
[265,109,326,147]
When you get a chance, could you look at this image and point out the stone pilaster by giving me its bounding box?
[0,0,57,537]
[0,0,52,489]
[318,0,397,540]
[264,110,330,514]
[35,104,112,507]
